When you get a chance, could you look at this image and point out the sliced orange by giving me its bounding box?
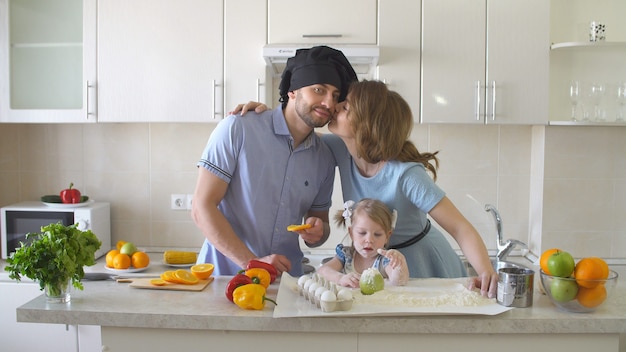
[150,278,167,286]
[161,270,178,283]
[287,223,312,232]
[190,263,214,280]
[174,269,199,285]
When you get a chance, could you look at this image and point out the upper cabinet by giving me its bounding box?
[378,0,421,121]
[267,0,377,45]
[421,0,549,124]
[224,0,268,110]
[548,0,626,125]
[0,0,97,123]
[97,0,223,122]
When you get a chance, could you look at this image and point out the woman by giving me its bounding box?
[235,80,498,297]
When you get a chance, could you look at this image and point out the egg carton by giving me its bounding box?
[296,273,354,312]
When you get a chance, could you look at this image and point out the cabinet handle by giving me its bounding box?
[475,81,481,121]
[491,80,497,121]
[256,78,262,102]
[302,34,343,38]
[212,80,217,120]
[86,81,95,119]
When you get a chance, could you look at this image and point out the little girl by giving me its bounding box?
[317,198,409,288]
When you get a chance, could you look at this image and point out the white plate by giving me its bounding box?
[105,265,149,273]
[42,199,95,208]
[163,262,194,268]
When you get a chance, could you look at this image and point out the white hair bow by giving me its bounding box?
[391,209,398,229]
[342,200,355,220]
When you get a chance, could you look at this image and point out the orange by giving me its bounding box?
[112,253,131,269]
[174,269,199,285]
[116,240,127,251]
[161,270,177,283]
[106,249,120,268]
[190,263,214,279]
[131,251,150,269]
[540,248,560,275]
[150,278,167,286]
[576,284,607,308]
[574,257,609,288]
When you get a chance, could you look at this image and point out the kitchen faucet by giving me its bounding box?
[484,204,527,261]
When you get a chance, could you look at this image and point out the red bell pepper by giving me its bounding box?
[60,183,82,204]
[225,273,253,302]
[246,260,278,283]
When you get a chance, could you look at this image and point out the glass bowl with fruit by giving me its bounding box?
[539,250,618,313]
[540,269,618,313]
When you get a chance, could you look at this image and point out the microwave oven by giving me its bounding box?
[1,201,111,260]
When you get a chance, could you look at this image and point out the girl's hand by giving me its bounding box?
[338,272,361,288]
[378,248,406,270]
[229,101,269,116]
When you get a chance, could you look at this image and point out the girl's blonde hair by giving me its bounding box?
[347,80,439,180]
[334,198,394,233]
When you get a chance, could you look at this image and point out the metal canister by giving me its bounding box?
[497,267,534,308]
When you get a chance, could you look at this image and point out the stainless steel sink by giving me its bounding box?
[463,258,530,277]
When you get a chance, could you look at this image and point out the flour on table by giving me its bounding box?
[352,278,493,307]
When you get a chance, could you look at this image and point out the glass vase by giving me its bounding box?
[44,281,71,303]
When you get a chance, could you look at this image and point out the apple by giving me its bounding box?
[550,278,579,302]
[360,268,384,295]
[120,242,137,256]
[546,250,575,277]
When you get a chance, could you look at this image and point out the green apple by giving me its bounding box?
[546,250,575,277]
[550,277,578,302]
[120,242,137,256]
[360,268,384,295]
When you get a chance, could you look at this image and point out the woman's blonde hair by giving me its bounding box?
[347,80,439,180]
[334,198,394,233]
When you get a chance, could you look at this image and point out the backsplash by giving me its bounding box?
[0,123,624,259]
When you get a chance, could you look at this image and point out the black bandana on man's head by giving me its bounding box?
[278,46,358,103]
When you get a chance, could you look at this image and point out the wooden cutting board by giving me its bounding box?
[122,277,214,291]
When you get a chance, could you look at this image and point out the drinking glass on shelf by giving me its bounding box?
[589,82,605,121]
[617,82,626,122]
[568,81,580,121]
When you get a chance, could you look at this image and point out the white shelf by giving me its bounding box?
[550,41,626,50]
[548,120,626,126]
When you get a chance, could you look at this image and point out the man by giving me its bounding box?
[192,46,358,276]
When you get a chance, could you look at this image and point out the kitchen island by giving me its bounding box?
[15,264,626,352]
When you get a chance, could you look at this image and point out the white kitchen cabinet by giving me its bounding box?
[0,0,97,123]
[378,0,421,121]
[267,0,377,45]
[421,0,549,125]
[97,0,223,122]
[224,0,268,109]
[0,281,79,352]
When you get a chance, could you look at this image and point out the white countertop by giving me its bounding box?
[10,252,626,335]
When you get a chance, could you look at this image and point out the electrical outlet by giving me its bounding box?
[186,194,193,210]
[171,194,187,210]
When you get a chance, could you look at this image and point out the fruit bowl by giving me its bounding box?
[539,269,619,313]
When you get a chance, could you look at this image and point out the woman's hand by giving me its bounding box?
[338,272,361,288]
[229,101,269,115]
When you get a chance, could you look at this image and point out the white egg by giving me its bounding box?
[308,282,320,295]
[297,275,309,288]
[321,290,337,302]
[303,278,315,291]
[337,288,353,301]
[315,286,329,300]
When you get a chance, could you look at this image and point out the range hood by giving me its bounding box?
[263,44,380,77]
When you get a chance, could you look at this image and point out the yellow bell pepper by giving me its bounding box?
[232,283,277,310]
[244,267,271,288]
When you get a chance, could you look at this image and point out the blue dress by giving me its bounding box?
[335,244,390,278]
[323,134,467,278]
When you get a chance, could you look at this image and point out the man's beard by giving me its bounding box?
[294,93,331,128]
